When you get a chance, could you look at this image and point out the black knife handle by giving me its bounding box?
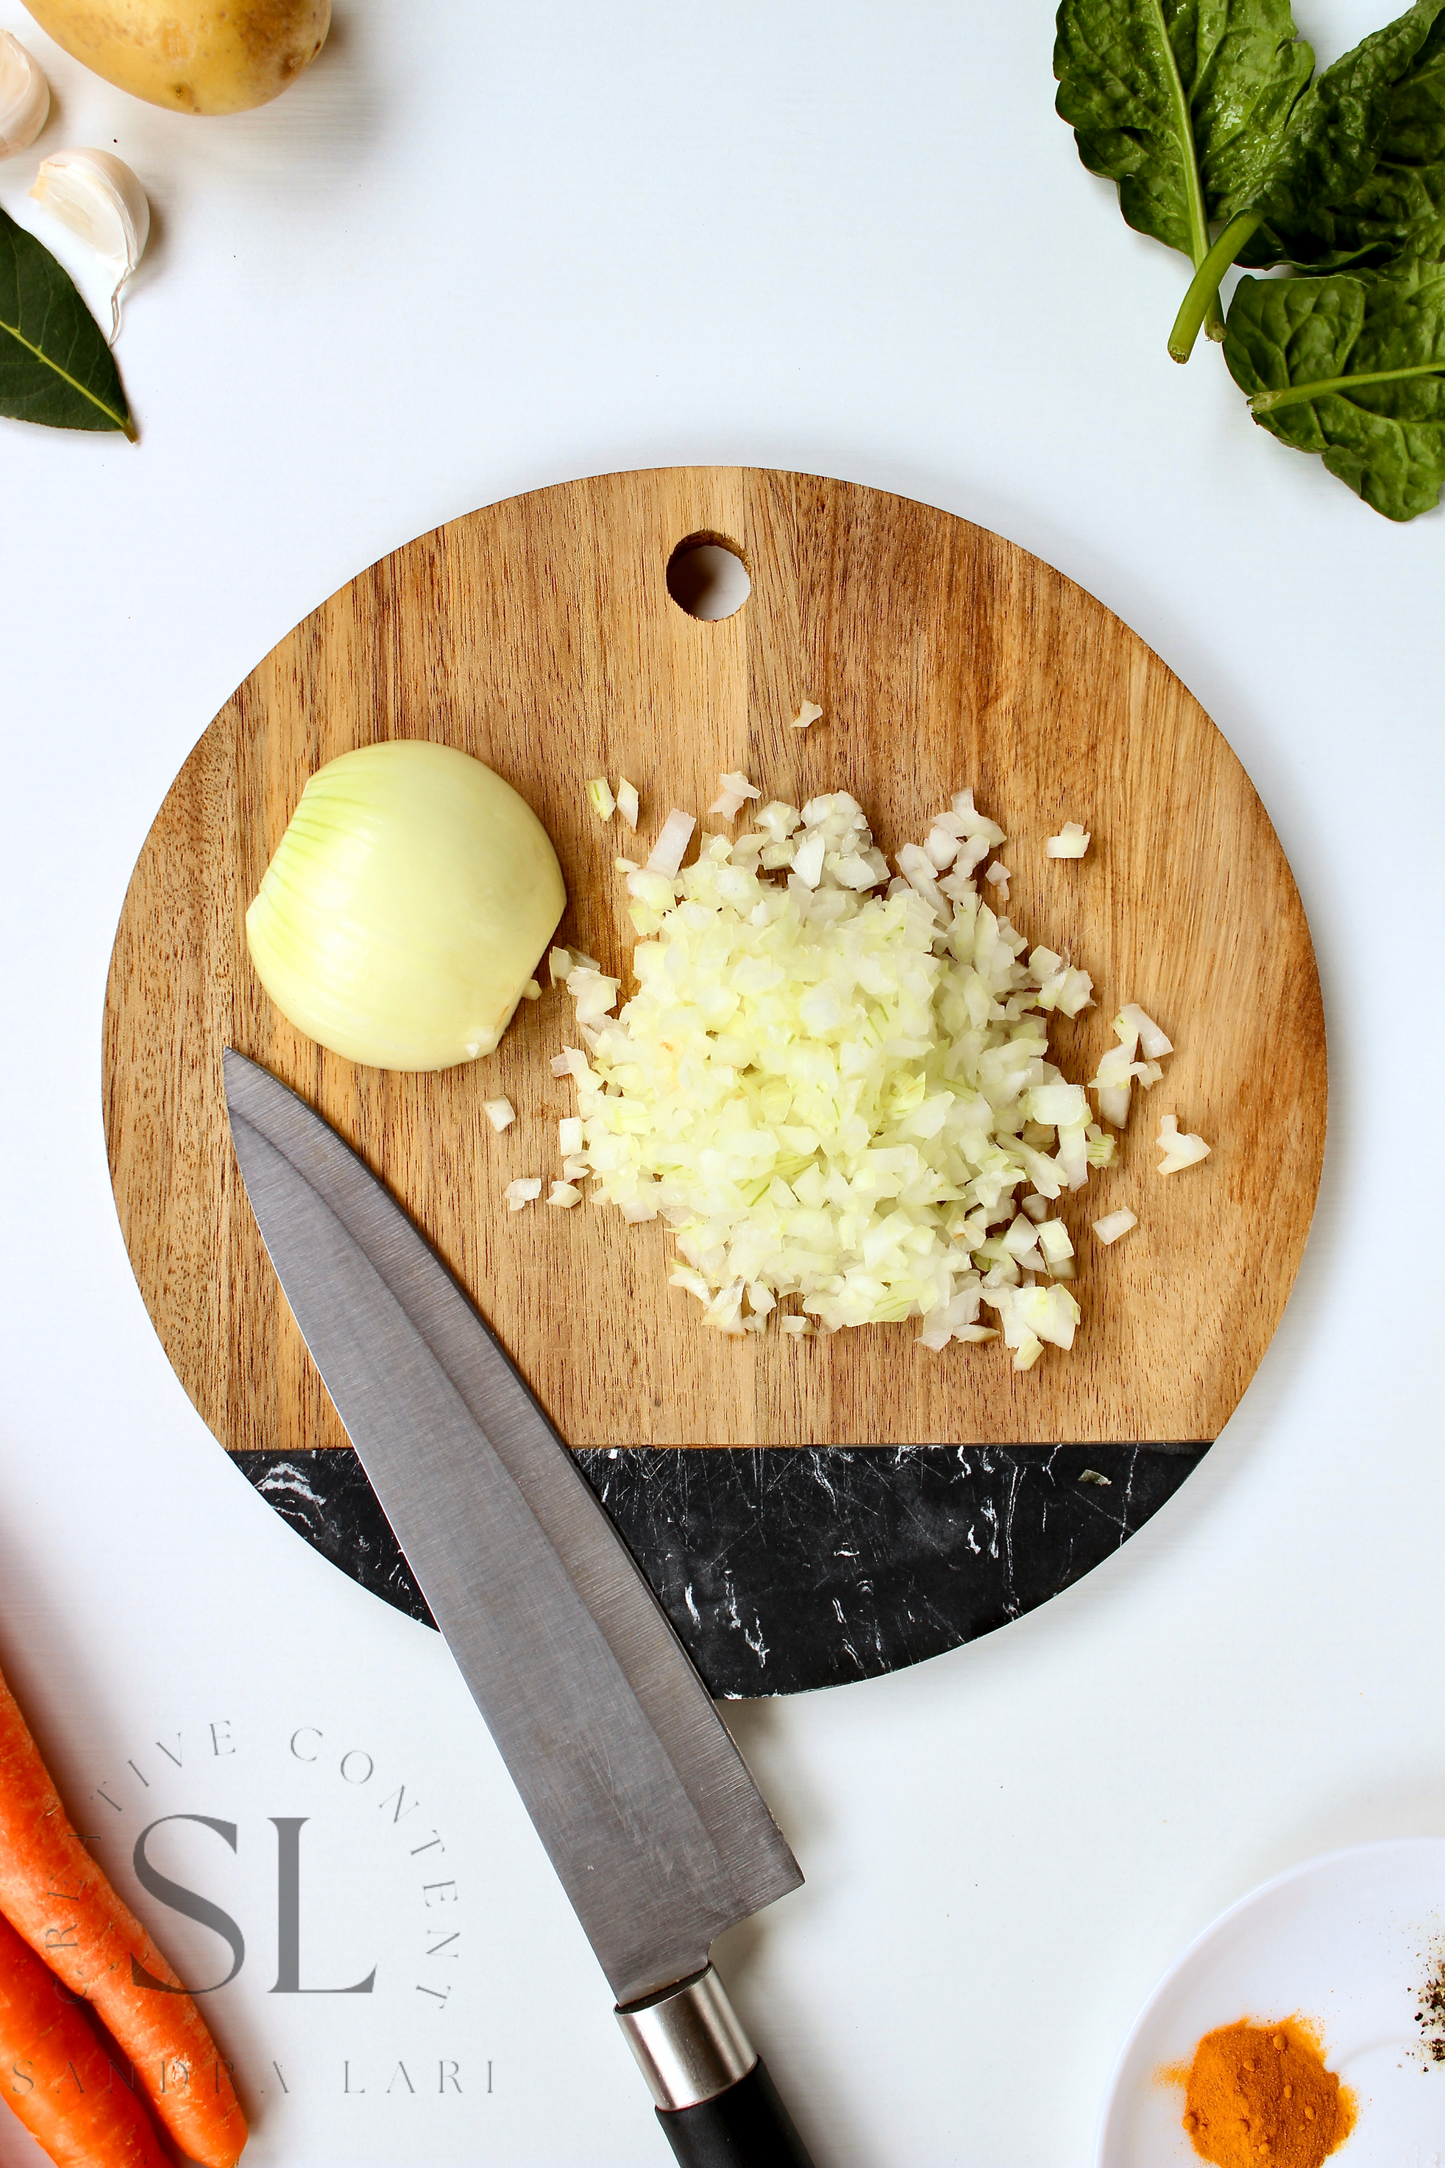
[656,2055,815,2167]
[617,1967,817,2168]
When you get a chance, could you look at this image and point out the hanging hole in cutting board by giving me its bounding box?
[666,533,751,621]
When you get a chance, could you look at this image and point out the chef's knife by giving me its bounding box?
[222,1051,816,2168]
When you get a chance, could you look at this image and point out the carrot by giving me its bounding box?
[0,1664,247,2167]
[0,1909,170,2168]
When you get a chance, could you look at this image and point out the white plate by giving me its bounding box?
[1098,1839,1445,2166]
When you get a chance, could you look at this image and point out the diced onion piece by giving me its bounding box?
[792,829,826,889]
[1117,1003,1173,1059]
[950,789,1006,847]
[710,769,761,817]
[566,965,621,1023]
[985,861,1010,899]
[548,947,573,986]
[521,978,542,1000]
[756,800,801,841]
[616,777,640,831]
[781,1314,813,1335]
[1156,1115,1211,1174]
[924,825,960,870]
[504,1177,542,1210]
[483,1096,516,1133]
[1036,1219,1074,1267]
[896,843,945,911]
[586,777,616,821]
[548,1182,582,1207]
[1092,1209,1137,1244]
[790,700,823,730]
[1097,1083,1131,1128]
[1045,822,1090,859]
[1086,1125,1115,1169]
[645,809,697,877]
[559,1116,583,1155]
[1001,1214,1044,1266]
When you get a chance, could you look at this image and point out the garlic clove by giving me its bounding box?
[0,32,50,158]
[29,149,150,341]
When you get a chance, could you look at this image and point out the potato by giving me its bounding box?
[21,0,330,115]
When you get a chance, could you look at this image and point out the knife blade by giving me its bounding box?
[222,1050,816,2167]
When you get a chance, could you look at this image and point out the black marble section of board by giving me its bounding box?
[231,1442,1208,1697]
[576,1445,1207,1695]
[236,1448,435,1628]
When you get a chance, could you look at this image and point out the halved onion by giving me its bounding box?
[246,741,565,1071]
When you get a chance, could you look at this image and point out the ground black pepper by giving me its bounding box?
[1414,1937,1445,2067]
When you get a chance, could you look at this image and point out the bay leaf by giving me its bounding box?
[0,203,134,439]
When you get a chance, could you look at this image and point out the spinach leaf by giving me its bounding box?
[1054,1,1314,275]
[1241,0,1445,237]
[0,204,133,438]
[1172,0,1445,354]
[1224,259,1445,516]
[1242,10,1445,268]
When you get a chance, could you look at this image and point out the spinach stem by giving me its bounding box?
[1251,361,1445,413]
[1169,209,1266,363]
[1147,0,1224,346]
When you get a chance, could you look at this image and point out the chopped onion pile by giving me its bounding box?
[554,785,1128,1365]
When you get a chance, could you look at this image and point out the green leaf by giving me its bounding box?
[1237,0,1445,248]
[1224,261,1445,517]
[1053,1,1314,266]
[1242,8,1445,269]
[0,204,134,439]
[1169,0,1445,358]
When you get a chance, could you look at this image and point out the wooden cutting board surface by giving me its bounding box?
[103,468,1326,1452]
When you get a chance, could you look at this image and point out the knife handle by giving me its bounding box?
[617,1967,816,2167]
[655,2056,814,2167]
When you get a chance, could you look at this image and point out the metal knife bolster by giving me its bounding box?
[619,1969,817,2167]
[617,1969,756,2112]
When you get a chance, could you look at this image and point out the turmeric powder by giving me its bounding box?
[1181,2019,1355,2168]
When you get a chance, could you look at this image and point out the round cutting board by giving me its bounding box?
[103,469,1326,1694]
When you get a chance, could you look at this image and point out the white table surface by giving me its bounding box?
[1,4,1442,2164]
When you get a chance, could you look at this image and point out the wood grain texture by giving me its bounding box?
[103,469,1326,1449]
